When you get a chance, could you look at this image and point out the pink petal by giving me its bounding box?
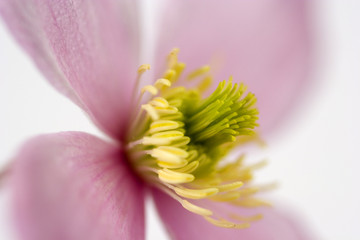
[155,0,312,132]
[152,190,314,240]
[12,132,144,240]
[0,0,140,138]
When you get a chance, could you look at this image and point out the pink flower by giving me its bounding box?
[0,0,314,239]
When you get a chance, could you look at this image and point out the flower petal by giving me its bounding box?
[152,189,314,240]
[0,0,139,138]
[155,0,312,132]
[12,132,144,240]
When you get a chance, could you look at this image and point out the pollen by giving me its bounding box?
[126,48,271,229]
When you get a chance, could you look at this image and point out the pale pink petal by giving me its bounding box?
[152,190,315,240]
[0,0,140,138]
[12,132,144,240]
[156,0,312,132]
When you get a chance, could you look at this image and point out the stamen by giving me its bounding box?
[155,78,172,89]
[126,139,143,149]
[167,48,180,69]
[149,97,169,108]
[142,130,185,146]
[229,213,263,222]
[141,104,159,120]
[174,161,199,173]
[158,169,195,184]
[151,146,189,168]
[187,65,210,80]
[163,70,176,82]
[132,64,151,104]
[197,76,213,92]
[173,186,218,199]
[204,216,250,229]
[172,62,186,83]
[210,191,241,202]
[181,200,213,216]
[141,85,158,95]
[216,181,244,192]
[232,198,272,208]
[149,120,183,134]
[138,64,151,74]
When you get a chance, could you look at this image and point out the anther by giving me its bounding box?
[175,161,199,173]
[137,64,151,74]
[141,104,159,120]
[158,169,194,184]
[149,97,169,108]
[151,146,189,168]
[173,187,218,199]
[181,200,213,216]
[142,130,185,146]
[187,65,211,80]
[210,191,241,202]
[232,198,272,208]
[141,85,158,95]
[149,120,182,134]
[216,181,244,192]
[155,78,172,88]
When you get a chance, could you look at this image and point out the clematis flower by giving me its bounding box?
[0,0,313,240]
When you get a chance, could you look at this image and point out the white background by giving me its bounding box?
[0,1,359,239]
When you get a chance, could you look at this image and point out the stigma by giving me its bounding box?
[126,48,271,228]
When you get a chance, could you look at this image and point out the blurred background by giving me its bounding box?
[0,1,359,239]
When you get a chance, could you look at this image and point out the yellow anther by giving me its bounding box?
[161,86,187,99]
[141,85,158,95]
[187,65,210,80]
[151,146,189,168]
[163,69,176,82]
[137,64,151,74]
[232,198,272,208]
[149,97,169,108]
[204,217,250,229]
[173,187,218,199]
[160,112,184,121]
[142,130,184,145]
[168,48,180,68]
[229,213,263,222]
[155,78,172,88]
[141,104,159,120]
[154,146,189,158]
[186,150,199,162]
[237,187,259,197]
[219,155,245,173]
[204,217,237,228]
[210,191,241,202]
[197,76,213,92]
[175,161,199,173]
[167,98,183,108]
[158,169,194,184]
[181,200,213,216]
[173,62,186,82]
[157,160,187,169]
[154,106,179,115]
[149,120,182,134]
[216,181,244,192]
[169,136,191,147]
[246,159,268,171]
[152,130,184,139]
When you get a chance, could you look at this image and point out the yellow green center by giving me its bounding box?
[126,48,271,228]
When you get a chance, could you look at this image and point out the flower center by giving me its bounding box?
[126,48,272,228]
